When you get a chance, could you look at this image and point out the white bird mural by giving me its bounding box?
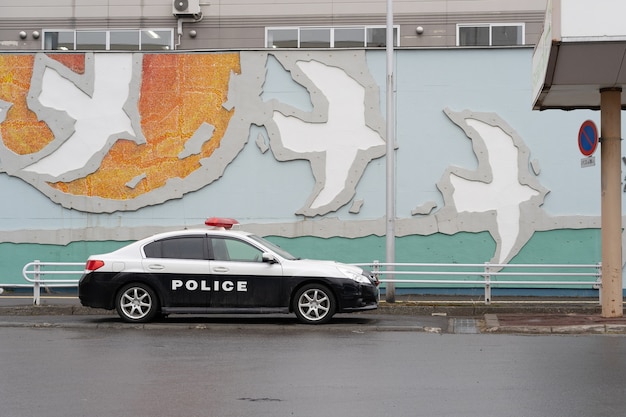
[438,109,548,264]
[23,54,136,181]
[270,59,386,215]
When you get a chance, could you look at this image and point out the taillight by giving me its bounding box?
[85,260,105,271]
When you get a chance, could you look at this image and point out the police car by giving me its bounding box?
[78,218,379,324]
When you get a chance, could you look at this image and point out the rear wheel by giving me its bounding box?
[116,283,159,323]
[293,284,336,324]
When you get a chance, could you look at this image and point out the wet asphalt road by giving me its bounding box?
[3,325,626,417]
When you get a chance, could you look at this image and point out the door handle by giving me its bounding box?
[212,266,229,273]
[148,264,165,270]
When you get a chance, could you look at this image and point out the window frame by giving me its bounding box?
[456,23,525,47]
[265,25,399,49]
[42,28,174,51]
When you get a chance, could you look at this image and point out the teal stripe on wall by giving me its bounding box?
[0,229,602,288]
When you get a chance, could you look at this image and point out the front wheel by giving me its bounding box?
[293,284,336,324]
[116,283,159,323]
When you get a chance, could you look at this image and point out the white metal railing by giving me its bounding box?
[1,260,603,306]
[353,261,602,304]
[20,260,85,305]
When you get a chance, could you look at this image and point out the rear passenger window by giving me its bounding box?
[144,236,207,260]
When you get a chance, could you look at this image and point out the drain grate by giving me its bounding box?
[452,318,479,334]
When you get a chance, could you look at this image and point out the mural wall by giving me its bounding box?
[0,48,621,290]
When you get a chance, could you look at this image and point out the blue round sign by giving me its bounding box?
[578,120,598,157]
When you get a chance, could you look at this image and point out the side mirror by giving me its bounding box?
[262,253,278,264]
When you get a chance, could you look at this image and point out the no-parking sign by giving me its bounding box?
[578,120,598,157]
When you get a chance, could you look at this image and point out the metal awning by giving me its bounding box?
[531,0,625,318]
[532,0,626,110]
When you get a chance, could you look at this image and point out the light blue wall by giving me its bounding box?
[0,48,620,289]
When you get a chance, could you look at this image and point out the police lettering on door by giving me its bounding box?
[171,279,248,292]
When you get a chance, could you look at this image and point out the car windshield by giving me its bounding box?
[248,235,298,260]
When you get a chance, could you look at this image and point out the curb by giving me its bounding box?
[376,301,603,318]
[0,301,603,317]
[0,321,442,333]
[483,314,626,334]
[0,305,114,316]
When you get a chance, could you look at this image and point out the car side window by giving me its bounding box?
[210,237,263,262]
[144,236,207,260]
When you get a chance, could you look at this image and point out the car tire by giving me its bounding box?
[293,284,336,324]
[116,283,159,323]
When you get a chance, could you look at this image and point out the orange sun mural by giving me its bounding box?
[47,53,241,200]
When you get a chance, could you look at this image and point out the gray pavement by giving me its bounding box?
[2,292,626,334]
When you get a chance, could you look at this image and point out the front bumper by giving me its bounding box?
[338,282,379,312]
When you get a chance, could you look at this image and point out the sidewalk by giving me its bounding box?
[484,313,626,334]
[377,297,626,334]
[2,293,626,334]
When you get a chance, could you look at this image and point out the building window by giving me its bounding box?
[266,26,399,48]
[334,28,364,47]
[140,30,173,50]
[457,24,524,46]
[76,31,107,50]
[267,28,298,48]
[43,31,74,50]
[300,28,331,48]
[110,31,140,50]
[365,27,388,47]
[42,29,174,51]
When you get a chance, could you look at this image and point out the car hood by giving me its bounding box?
[281,258,364,278]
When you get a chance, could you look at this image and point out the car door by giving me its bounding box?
[142,234,211,308]
[208,236,284,308]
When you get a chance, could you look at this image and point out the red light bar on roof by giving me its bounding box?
[205,217,239,229]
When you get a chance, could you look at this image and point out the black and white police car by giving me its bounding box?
[79,218,379,324]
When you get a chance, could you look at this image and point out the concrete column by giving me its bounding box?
[600,87,623,318]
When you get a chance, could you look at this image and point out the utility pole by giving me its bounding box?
[385,0,396,303]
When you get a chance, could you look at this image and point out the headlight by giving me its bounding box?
[337,266,371,284]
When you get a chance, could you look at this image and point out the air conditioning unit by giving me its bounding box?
[172,0,201,16]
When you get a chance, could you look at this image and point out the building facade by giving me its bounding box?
[1,0,547,51]
[1,1,618,297]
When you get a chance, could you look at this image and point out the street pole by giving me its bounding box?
[385,0,396,303]
[600,87,623,317]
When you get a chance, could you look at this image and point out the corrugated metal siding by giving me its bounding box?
[0,1,545,50]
